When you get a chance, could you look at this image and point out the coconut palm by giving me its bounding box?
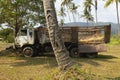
[61,0,73,22]
[95,0,98,23]
[59,7,66,18]
[82,0,94,25]
[69,3,79,22]
[43,0,73,71]
[59,19,65,26]
[58,7,66,26]
[105,0,120,35]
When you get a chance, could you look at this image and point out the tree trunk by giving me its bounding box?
[72,12,76,22]
[66,6,72,22]
[115,1,120,35]
[43,0,73,71]
[95,0,98,23]
[15,2,19,37]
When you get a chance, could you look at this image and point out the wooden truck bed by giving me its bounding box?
[37,24,111,53]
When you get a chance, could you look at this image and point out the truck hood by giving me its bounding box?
[15,36,28,47]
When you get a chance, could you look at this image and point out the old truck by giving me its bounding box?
[14,24,111,58]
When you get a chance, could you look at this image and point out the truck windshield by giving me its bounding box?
[20,29,27,36]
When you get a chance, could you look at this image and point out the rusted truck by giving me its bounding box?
[14,24,111,58]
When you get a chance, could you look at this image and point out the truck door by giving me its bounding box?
[27,29,34,44]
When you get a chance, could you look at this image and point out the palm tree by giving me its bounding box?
[61,0,73,22]
[82,0,94,25]
[95,0,98,23]
[105,0,120,35]
[43,0,73,71]
[69,3,79,22]
[58,7,66,26]
[59,7,66,19]
[59,19,65,26]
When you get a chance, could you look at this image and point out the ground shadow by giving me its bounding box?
[0,49,58,68]
[106,77,120,80]
[12,56,58,68]
[97,54,118,59]
[0,48,119,68]
[73,54,118,67]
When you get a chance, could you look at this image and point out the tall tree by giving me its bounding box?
[0,0,45,36]
[105,0,120,35]
[43,0,73,71]
[61,0,73,22]
[58,7,66,26]
[69,3,79,22]
[95,0,98,23]
[81,0,94,25]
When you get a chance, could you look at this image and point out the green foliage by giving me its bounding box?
[81,0,94,22]
[0,28,14,43]
[61,0,77,22]
[104,0,120,7]
[0,0,45,36]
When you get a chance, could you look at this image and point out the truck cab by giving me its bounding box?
[15,28,34,48]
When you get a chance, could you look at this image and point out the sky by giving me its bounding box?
[55,0,120,24]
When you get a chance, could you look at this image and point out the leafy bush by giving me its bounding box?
[0,28,14,43]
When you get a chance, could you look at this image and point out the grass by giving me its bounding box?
[0,41,120,80]
[109,35,120,45]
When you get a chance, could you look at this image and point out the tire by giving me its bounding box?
[70,47,79,58]
[44,46,53,52]
[23,46,34,57]
[86,52,98,58]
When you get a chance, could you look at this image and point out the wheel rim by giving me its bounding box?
[23,47,33,57]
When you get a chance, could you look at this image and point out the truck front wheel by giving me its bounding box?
[23,47,34,57]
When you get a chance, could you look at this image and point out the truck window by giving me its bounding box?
[29,29,33,37]
[20,30,27,36]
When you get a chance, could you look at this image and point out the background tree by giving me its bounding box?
[61,0,73,22]
[69,3,79,22]
[105,0,120,35]
[43,0,73,71]
[95,0,98,23]
[81,0,94,25]
[0,28,14,43]
[0,0,45,36]
[58,7,66,26]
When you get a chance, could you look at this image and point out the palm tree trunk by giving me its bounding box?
[95,10,98,23]
[115,1,120,35]
[66,6,72,22]
[95,0,98,23]
[43,0,73,71]
[72,12,76,22]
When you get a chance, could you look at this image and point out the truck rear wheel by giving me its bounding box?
[70,47,79,58]
[44,46,52,52]
[23,47,34,57]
